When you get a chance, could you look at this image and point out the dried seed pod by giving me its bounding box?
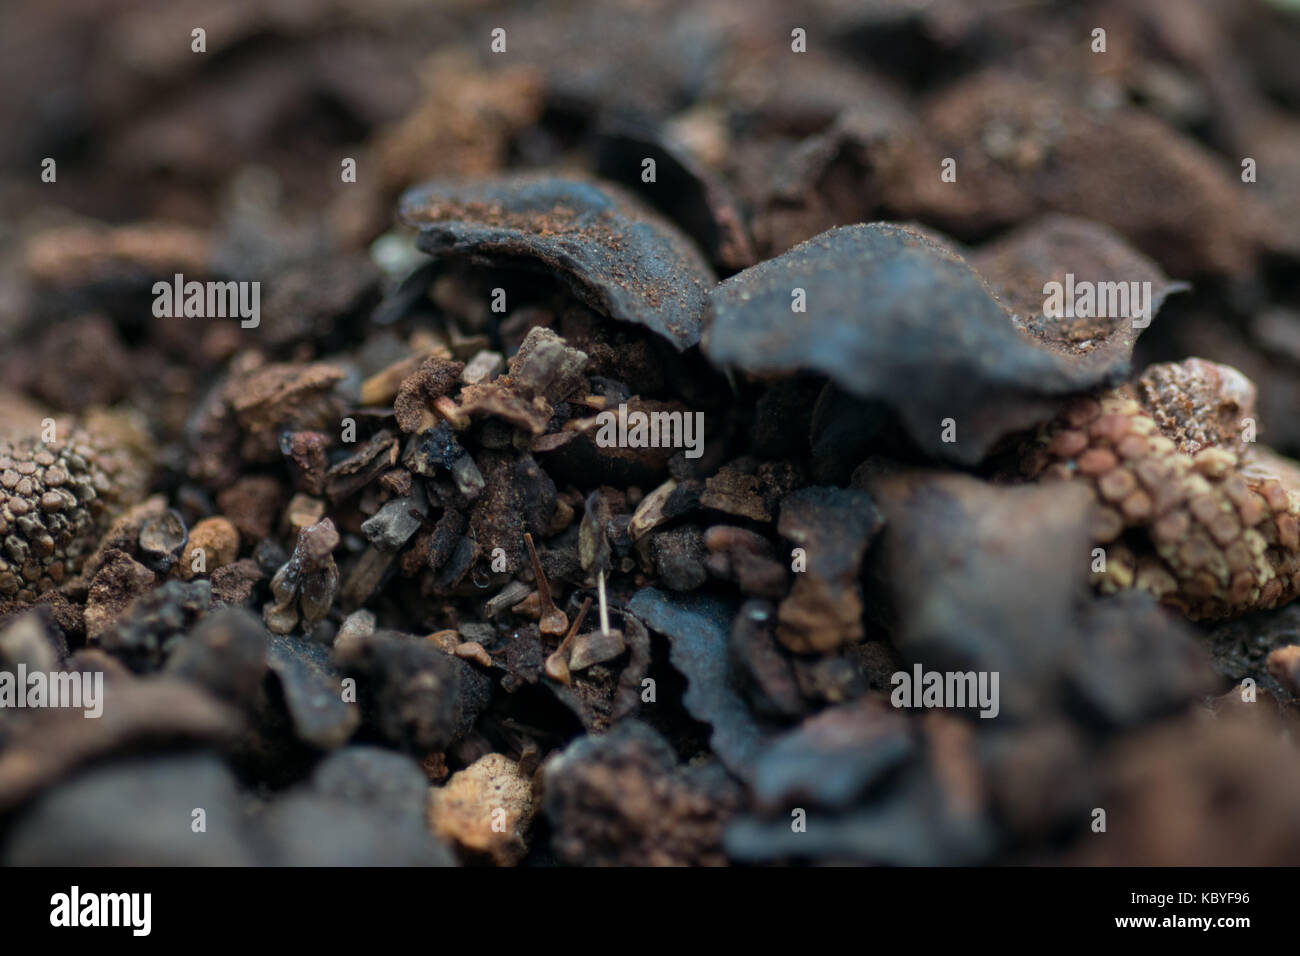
[1026,359,1300,619]
[568,628,626,672]
[137,509,188,573]
[544,596,591,685]
[264,519,340,635]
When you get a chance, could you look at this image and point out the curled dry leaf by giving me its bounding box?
[706,223,1160,464]
[970,214,1188,376]
[595,122,755,271]
[399,174,715,350]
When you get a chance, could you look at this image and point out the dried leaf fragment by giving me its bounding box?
[400,174,715,350]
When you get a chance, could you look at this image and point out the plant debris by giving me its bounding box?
[7,0,1300,871]
[399,175,715,350]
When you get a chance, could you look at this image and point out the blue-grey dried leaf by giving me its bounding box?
[628,587,765,780]
[258,791,456,867]
[595,122,755,270]
[866,470,1216,723]
[748,698,913,811]
[399,174,715,350]
[867,471,1097,719]
[265,633,359,750]
[727,707,995,866]
[0,676,238,812]
[3,754,258,866]
[729,601,805,721]
[705,223,1145,463]
[310,745,431,828]
[726,760,994,866]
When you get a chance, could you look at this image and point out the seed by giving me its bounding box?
[1090,413,1131,443]
[1115,435,1150,459]
[1076,448,1117,476]
[1098,468,1137,501]
[1047,429,1087,459]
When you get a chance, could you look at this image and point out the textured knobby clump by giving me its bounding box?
[541,721,745,866]
[427,753,534,865]
[1024,358,1300,619]
[0,428,145,605]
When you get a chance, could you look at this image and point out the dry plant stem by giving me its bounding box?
[597,569,609,637]
[544,596,592,685]
[524,531,567,636]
